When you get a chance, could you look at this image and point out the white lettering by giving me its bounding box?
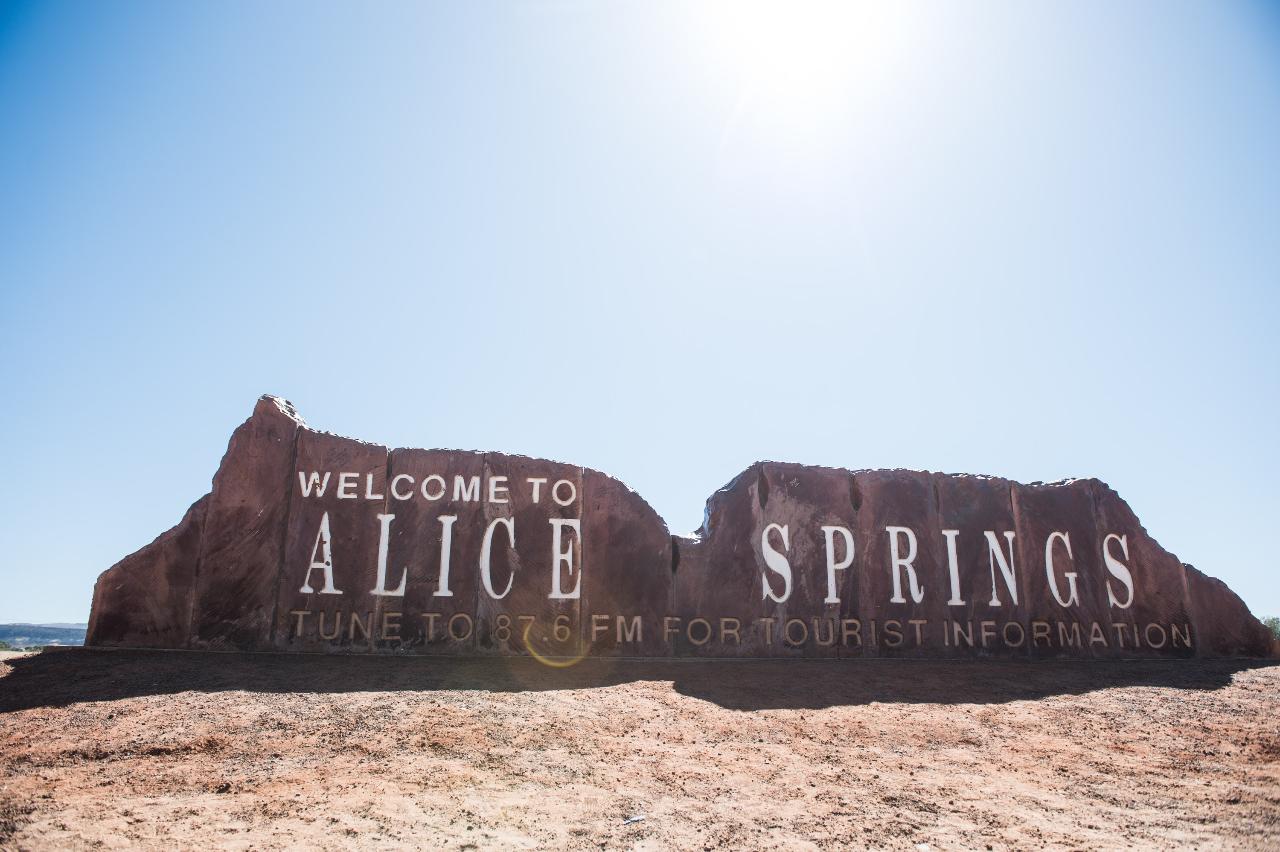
[548,518,583,599]
[760,523,792,603]
[886,526,924,604]
[942,529,965,606]
[434,515,457,597]
[820,525,854,604]
[1045,531,1079,607]
[453,475,480,502]
[985,530,1018,606]
[364,473,383,501]
[479,517,515,599]
[1103,533,1134,609]
[488,476,510,504]
[389,473,414,501]
[299,512,341,594]
[369,513,406,596]
[527,477,547,502]
[337,472,359,499]
[552,479,577,507]
[297,471,331,498]
[421,474,446,501]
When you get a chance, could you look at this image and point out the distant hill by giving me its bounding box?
[0,624,87,649]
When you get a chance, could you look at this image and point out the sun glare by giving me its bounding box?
[697,1,923,174]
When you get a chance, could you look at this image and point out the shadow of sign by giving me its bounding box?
[1,649,1274,714]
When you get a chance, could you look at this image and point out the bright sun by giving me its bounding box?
[696,1,924,171]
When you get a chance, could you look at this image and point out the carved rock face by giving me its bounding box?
[87,396,1277,660]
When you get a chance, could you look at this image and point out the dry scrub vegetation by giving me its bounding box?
[1,650,1277,849]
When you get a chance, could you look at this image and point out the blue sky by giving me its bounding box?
[1,1,1277,624]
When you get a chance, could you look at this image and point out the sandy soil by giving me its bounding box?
[1,650,1277,850]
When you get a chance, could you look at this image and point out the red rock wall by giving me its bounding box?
[86,397,1277,659]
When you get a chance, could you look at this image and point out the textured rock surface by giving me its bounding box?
[86,396,1276,659]
[188,396,302,650]
[86,496,207,649]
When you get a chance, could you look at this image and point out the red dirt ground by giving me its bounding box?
[1,649,1277,849]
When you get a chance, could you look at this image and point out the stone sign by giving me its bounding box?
[87,396,1277,659]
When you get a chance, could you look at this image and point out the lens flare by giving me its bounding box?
[522,619,590,669]
[697,0,926,179]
